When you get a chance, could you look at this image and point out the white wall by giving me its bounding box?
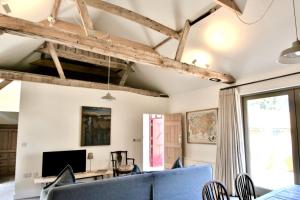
[169,84,223,171]
[168,71,300,175]
[15,82,169,199]
[0,80,21,112]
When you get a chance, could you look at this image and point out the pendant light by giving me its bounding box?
[102,56,116,101]
[279,0,300,64]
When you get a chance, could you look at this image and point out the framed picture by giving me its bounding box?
[81,106,111,146]
[186,108,218,144]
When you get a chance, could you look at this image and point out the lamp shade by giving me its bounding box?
[101,92,116,101]
[87,152,93,160]
[279,40,300,64]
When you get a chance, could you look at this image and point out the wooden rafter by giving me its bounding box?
[75,0,95,36]
[47,42,66,79]
[84,0,180,39]
[119,62,133,86]
[39,19,154,53]
[0,14,235,83]
[37,43,128,70]
[31,59,120,78]
[215,0,241,14]
[153,4,221,50]
[50,0,61,20]
[0,79,12,90]
[175,20,190,61]
[0,69,163,97]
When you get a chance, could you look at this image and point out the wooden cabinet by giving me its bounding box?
[0,125,17,176]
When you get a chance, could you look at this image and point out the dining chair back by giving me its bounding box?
[235,173,256,200]
[202,181,230,200]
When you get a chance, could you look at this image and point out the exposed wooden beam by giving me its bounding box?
[0,79,12,90]
[215,0,241,14]
[75,0,95,36]
[37,44,128,70]
[39,19,154,53]
[48,0,61,25]
[47,42,66,79]
[175,20,190,61]
[51,0,61,20]
[119,62,133,86]
[84,0,180,39]
[0,14,235,83]
[31,59,120,78]
[153,5,221,50]
[0,69,163,97]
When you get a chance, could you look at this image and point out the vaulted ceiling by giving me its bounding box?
[0,0,299,95]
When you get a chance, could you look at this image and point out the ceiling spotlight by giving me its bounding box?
[1,1,11,14]
[209,78,221,82]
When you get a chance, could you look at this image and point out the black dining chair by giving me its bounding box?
[235,173,256,200]
[202,181,230,200]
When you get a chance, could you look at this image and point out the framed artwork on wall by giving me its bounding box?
[81,106,111,146]
[186,108,218,144]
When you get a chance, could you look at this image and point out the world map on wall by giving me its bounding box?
[187,109,218,144]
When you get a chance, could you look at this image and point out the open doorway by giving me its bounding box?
[0,80,21,200]
[143,114,164,171]
[143,113,183,171]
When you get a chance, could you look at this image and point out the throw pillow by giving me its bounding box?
[40,165,76,200]
[131,164,142,175]
[171,157,183,169]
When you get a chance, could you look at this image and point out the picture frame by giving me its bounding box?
[81,106,111,146]
[186,108,218,144]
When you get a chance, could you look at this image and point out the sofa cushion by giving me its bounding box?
[131,164,142,175]
[152,165,212,200]
[171,157,183,169]
[47,173,154,200]
[40,165,75,200]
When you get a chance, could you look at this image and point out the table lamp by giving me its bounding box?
[87,152,93,172]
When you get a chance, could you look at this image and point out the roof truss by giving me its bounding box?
[0,14,235,83]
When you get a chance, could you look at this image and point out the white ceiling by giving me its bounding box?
[0,0,300,95]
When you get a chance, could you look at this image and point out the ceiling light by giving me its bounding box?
[1,1,11,13]
[102,56,116,101]
[205,22,238,51]
[279,0,300,64]
[209,78,221,82]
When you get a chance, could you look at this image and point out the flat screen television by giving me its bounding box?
[42,150,86,177]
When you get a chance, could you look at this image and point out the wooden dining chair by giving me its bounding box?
[235,173,256,200]
[202,181,230,200]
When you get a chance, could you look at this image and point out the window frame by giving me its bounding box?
[242,89,300,195]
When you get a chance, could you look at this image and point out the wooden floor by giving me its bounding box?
[0,176,39,200]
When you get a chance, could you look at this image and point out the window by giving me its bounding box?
[243,90,300,191]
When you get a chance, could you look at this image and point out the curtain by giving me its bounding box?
[215,88,246,196]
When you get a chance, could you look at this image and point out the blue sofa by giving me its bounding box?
[47,164,212,200]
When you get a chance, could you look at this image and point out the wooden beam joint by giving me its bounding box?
[0,79,13,90]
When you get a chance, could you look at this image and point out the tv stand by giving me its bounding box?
[34,169,113,184]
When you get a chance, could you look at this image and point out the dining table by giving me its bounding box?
[256,185,300,200]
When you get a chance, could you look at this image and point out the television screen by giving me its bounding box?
[42,150,86,177]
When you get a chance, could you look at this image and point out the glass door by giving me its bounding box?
[243,90,300,192]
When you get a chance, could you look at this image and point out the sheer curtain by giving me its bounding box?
[215,88,246,195]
